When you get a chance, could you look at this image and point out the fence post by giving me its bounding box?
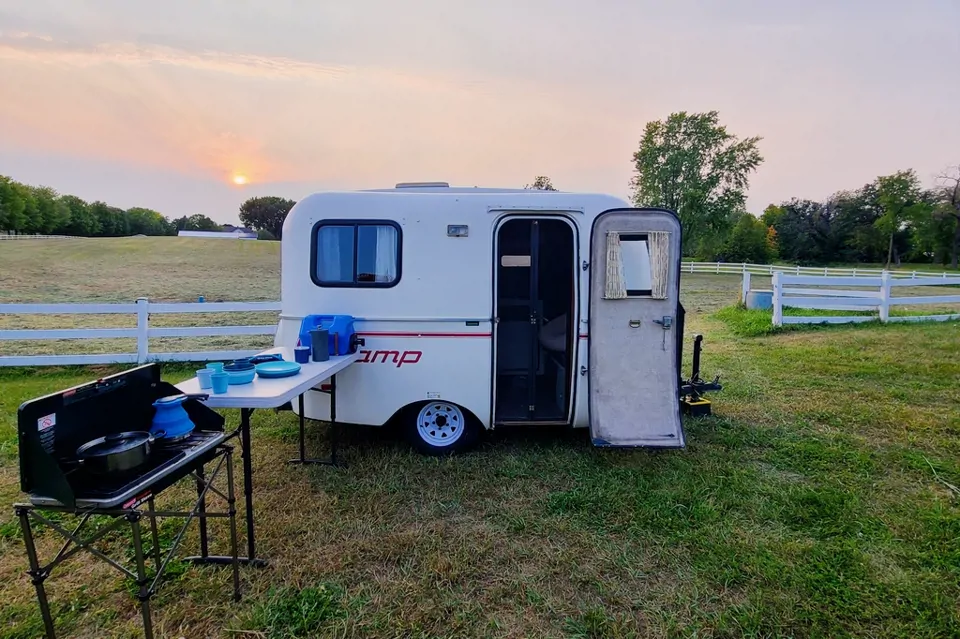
[772,272,783,327]
[136,298,149,363]
[716,262,720,274]
[879,272,891,323]
[741,271,751,305]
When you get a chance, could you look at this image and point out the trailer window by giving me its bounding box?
[312,221,401,287]
[619,234,652,296]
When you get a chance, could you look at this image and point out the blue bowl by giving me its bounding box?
[225,368,256,385]
[225,361,255,372]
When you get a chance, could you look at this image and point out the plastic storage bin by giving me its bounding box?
[298,314,357,356]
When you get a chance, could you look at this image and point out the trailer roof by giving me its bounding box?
[361,184,549,194]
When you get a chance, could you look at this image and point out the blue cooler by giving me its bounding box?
[298,314,357,356]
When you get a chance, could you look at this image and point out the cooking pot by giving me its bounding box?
[75,431,157,474]
[150,393,208,441]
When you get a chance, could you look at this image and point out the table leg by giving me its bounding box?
[195,466,209,559]
[287,376,344,467]
[186,410,266,567]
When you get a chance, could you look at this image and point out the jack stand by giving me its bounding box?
[680,334,722,416]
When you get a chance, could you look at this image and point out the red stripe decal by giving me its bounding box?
[357,331,492,338]
[579,334,589,339]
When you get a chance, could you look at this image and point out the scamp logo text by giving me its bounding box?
[357,350,422,367]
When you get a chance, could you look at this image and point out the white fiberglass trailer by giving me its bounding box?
[275,183,704,455]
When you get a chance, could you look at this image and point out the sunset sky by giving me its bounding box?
[1,0,958,224]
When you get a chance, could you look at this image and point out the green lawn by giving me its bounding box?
[0,240,958,638]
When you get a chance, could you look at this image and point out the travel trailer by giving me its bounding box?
[275,183,718,455]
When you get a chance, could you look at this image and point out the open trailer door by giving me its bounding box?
[588,208,684,448]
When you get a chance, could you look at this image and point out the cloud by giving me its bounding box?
[0,30,509,97]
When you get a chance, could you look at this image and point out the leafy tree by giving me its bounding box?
[525,176,557,191]
[719,213,769,263]
[171,214,221,232]
[32,186,70,234]
[126,207,175,235]
[239,196,295,240]
[765,225,779,259]
[60,195,100,236]
[630,111,763,256]
[0,175,27,232]
[16,183,41,234]
[89,201,129,237]
[934,165,960,268]
[875,169,927,268]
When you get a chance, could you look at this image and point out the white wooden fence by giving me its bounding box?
[684,261,953,279]
[0,299,280,367]
[770,272,960,327]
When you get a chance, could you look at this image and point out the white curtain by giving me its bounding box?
[603,232,627,299]
[374,226,398,282]
[649,231,670,299]
[319,227,342,281]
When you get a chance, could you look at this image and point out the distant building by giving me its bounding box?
[178,228,258,240]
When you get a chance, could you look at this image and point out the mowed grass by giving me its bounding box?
[0,240,959,637]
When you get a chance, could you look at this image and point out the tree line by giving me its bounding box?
[0,174,297,241]
[0,174,231,237]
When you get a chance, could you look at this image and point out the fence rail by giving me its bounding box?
[683,261,954,279]
[0,298,280,367]
[771,272,960,327]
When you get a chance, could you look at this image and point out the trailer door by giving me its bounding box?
[588,208,684,447]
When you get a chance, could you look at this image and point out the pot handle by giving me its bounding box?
[183,393,209,401]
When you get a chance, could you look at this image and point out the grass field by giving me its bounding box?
[1,238,959,638]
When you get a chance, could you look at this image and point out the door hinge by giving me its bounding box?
[580,366,588,376]
[582,260,589,271]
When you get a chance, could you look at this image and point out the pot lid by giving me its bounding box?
[77,431,150,457]
[154,393,187,405]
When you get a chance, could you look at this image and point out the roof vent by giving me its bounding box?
[395,182,449,189]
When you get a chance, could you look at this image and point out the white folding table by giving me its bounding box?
[176,347,359,565]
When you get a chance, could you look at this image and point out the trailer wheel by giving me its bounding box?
[407,401,477,455]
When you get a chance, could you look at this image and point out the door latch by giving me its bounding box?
[654,316,673,329]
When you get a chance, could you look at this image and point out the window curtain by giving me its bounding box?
[374,225,398,282]
[319,227,342,281]
[603,231,627,299]
[648,231,670,299]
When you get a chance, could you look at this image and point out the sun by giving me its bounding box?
[232,174,248,185]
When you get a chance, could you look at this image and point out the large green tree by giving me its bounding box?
[239,196,296,240]
[126,207,175,235]
[875,169,928,268]
[630,111,763,256]
[60,195,100,236]
[32,186,70,234]
[0,175,27,232]
[935,165,960,268]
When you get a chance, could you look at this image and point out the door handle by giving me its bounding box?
[654,316,673,329]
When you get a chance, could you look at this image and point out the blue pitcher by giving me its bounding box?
[151,393,207,440]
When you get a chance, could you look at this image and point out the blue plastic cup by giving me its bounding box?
[294,346,310,363]
[196,368,214,390]
[211,372,229,394]
[206,362,224,373]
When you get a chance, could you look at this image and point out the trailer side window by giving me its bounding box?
[313,221,401,287]
[619,234,652,296]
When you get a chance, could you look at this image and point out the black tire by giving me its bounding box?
[404,401,480,456]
